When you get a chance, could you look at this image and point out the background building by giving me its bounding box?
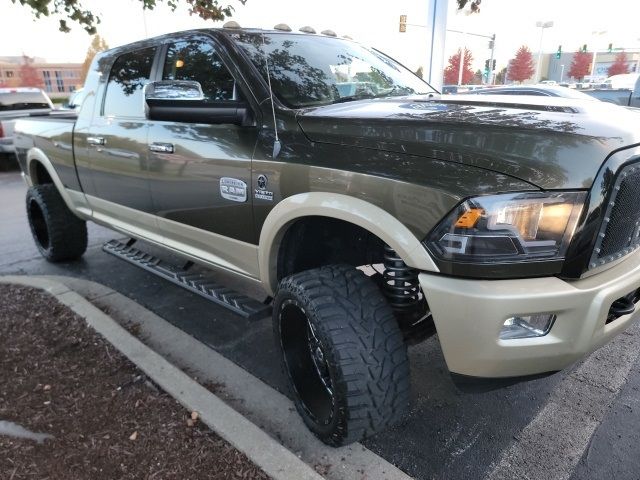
[0,56,82,98]
[544,51,640,82]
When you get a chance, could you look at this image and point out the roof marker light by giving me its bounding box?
[321,29,337,37]
[299,26,316,34]
[274,23,292,31]
[223,21,241,29]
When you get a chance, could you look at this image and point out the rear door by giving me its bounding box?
[146,36,258,258]
[84,46,157,218]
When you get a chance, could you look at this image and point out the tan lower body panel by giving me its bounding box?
[84,194,261,282]
[420,250,640,378]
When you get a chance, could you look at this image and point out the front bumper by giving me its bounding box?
[420,250,640,378]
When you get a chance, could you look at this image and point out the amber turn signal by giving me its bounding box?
[454,208,483,228]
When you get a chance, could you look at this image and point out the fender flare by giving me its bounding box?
[258,192,439,294]
[26,148,89,217]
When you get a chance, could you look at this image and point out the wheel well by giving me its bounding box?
[31,161,54,185]
[276,216,386,281]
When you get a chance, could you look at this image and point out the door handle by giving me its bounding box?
[87,136,106,146]
[149,142,175,154]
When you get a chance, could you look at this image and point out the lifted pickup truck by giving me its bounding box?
[583,74,640,107]
[14,24,640,446]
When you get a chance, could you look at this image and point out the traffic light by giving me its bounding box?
[399,15,407,33]
[556,45,562,59]
[492,59,496,71]
[485,59,490,70]
[581,44,588,53]
[488,40,494,49]
[608,43,613,53]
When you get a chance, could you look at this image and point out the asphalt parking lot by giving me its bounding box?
[1,170,639,480]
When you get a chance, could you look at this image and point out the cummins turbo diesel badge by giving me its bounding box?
[220,177,247,202]
[255,174,273,201]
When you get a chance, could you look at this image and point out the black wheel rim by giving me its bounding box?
[28,198,49,250]
[279,299,335,425]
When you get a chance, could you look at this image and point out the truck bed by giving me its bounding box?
[14,112,79,189]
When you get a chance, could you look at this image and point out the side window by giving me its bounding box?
[103,47,156,117]
[162,40,235,102]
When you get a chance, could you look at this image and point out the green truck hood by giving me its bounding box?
[297,95,640,189]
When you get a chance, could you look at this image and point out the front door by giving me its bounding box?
[146,37,258,269]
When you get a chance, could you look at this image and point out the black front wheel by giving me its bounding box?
[26,184,87,262]
[273,264,410,446]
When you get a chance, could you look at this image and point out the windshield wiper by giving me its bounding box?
[331,93,378,104]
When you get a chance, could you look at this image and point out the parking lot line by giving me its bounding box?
[486,322,640,480]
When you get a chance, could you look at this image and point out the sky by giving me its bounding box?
[1,0,639,74]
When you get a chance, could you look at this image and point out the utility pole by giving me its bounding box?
[560,64,565,83]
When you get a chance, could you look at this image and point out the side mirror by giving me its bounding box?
[145,80,205,101]
[145,80,252,126]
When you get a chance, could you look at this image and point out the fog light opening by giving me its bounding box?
[500,314,556,340]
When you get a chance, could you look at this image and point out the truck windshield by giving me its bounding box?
[230,32,436,108]
[0,91,51,111]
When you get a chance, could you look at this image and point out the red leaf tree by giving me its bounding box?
[19,55,44,89]
[507,46,535,84]
[568,51,592,81]
[443,48,474,85]
[608,52,629,76]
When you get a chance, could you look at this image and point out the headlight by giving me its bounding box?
[426,192,586,270]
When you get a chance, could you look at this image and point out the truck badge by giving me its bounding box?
[255,174,273,201]
[220,177,248,203]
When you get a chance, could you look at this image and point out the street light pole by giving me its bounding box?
[535,21,553,83]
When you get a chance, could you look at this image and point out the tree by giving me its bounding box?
[495,67,507,84]
[568,51,591,81]
[608,52,629,76]
[415,66,424,79]
[80,34,109,83]
[456,0,481,13]
[507,46,534,84]
[443,48,474,85]
[19,54,44,88]
[9,0,246,34]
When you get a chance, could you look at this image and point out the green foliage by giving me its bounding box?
[9,0,246,34]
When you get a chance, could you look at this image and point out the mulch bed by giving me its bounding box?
[0,284,270,479]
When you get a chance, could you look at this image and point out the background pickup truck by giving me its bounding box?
[0,87,53,158]
[583,75,640,107]
[12,25,640,447]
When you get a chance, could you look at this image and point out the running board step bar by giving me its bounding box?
[102,239,272,321]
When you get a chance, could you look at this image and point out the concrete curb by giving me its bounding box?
[0,275,324,480]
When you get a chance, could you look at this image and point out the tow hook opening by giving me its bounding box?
[607,289,640,324]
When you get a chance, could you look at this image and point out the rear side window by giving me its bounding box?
[0,91,51,111]
[103,47,156,117]
[162,40,235,102]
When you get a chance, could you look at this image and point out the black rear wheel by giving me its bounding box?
[273,264,410,446]
[26,184,87,262]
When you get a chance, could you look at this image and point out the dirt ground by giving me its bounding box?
[0,284,270,480]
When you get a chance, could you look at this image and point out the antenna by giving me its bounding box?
[262,33,281,159]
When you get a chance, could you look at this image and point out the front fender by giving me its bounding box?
[258,192,439,294]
